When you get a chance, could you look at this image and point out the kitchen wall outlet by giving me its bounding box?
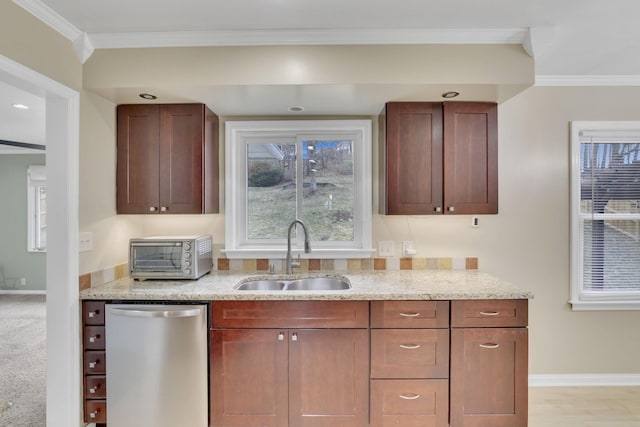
[79,232,93,252]
[20,277,26,286]
[402,241,417,256]
[378,241,395,257]
[472,216,479,228]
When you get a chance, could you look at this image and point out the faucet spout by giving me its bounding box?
[286,219,311,274]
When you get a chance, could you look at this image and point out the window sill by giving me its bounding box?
[222,248,376,260]
[570,298,640,311]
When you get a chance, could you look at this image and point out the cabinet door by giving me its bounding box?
[450,328,528,427]
[381,102,443,214]
[116,104,160,214]
[443,102,498,214]
[210,329,288,427]
[289,329,369,427]
[159,104,207,214]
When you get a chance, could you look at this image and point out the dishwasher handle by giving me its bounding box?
[109,307,204,319]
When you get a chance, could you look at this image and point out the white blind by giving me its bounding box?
[579,133,640,291]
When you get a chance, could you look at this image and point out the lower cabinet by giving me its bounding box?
[450,300,529,427]
[210,301,370,427]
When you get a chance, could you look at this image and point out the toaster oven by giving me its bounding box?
[129,235,213,280]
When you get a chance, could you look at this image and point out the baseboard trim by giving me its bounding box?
[0,289,46,295]
[530,374,640,387]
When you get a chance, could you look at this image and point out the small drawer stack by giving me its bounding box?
[82,301,107,424]
[369,301,450,427]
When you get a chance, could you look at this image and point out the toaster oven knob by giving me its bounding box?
[185,243,191,250]
[185,252,191,259]
[185,261,191,267]
[185,269,191,275]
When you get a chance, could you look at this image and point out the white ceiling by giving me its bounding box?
[4,0,640,152]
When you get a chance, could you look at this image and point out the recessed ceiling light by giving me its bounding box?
[288,106,304,112]
[12,103,29,109]
[139,93,158,100]
[442,91,460,99]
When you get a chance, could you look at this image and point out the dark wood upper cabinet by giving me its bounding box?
[116,103,219,214]
[380,101,497,215]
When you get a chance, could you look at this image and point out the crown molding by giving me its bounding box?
[88,28,528,49]
[536,75,640,86]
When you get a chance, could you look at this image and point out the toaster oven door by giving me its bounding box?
[130,242,183,273]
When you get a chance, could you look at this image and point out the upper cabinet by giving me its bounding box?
[379,102,497,215]
[116,103,219,214]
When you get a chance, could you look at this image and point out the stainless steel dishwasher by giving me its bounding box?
[105,304,208,427]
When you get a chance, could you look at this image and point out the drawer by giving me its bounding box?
[84,399,107,423]
[451,300,528,327]
[370,379,449,427]
[211,301,369,328]
[84,351,106,375]
[85,375,107,399]
[83,326,106,350]
[371,329,449,378]
[83,301,106,325]
[371,301,449,328]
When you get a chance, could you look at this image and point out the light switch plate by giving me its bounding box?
[378,241,395,257]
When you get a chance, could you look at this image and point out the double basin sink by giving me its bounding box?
[235,276,351,291]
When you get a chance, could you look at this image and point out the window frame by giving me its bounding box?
[27,165,47,252]
[570,121,640,310]
[224,120,374,259]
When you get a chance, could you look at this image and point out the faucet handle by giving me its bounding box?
[291,254,301,268]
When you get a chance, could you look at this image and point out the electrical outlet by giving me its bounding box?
[402,241,416,256]
[20,277,26,286]
[378,241,395,257]
[79,232,93,252]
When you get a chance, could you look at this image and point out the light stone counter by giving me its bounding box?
[80,270,533,301]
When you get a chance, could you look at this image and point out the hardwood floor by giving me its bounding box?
[530,387,640,426]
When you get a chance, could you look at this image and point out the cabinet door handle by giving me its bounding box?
[399,312,420,318]
[291,333,298,342]
[480,343,500,349]
[448,206,455,212]
[434,206,442,213]
[278,332,285,341]
[149,206,157,212]
[479,311,500,316]
[399,393,421,400]
[160,206,168,212]
[399,344,421,350]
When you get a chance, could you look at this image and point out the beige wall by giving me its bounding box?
[0,1,81,90]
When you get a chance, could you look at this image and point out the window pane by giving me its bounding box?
[247,143,296,239]
[581,142,640,215]
[583,219,640,290]
[301,140,354,241]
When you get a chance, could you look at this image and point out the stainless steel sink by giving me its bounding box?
[234,280,286,291]
[284,277,351,291]
[235,276,351,291]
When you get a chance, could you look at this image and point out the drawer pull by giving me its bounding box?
[480,343,500,349]
[399,393,421,400]
[399,344,421,350]
[88,335,100,343]
[89,410,99,419]
[89,385,100,394]
[479,311,500,316]
[88,311,98,318]
[278,332,285,341]
[291,333,298,342]
[399,312,420,318]
[89,361,98,368]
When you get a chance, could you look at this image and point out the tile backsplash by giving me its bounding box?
[80,256,479,290]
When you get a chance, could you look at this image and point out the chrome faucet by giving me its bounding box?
[286,219,311,274]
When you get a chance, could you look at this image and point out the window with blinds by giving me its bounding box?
[571,122,640,310]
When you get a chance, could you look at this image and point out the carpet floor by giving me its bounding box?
[0,294,46,427]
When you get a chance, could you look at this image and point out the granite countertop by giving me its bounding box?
[79,270,533,301]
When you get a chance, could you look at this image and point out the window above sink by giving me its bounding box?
[224,120,374,259]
